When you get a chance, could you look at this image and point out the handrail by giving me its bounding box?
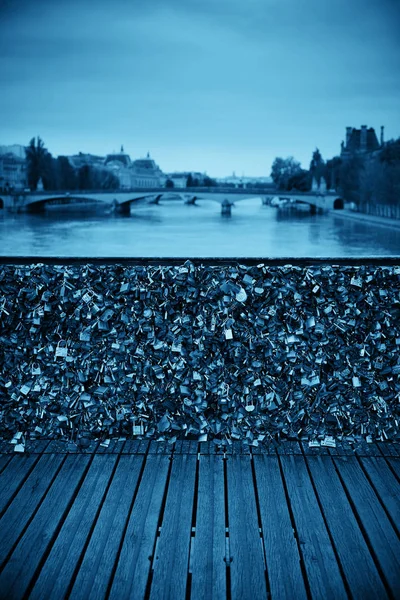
[0,256,398,266]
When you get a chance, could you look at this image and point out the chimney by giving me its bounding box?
[346,126,352,148]
[360,125,367,152]
[380,126,384,146]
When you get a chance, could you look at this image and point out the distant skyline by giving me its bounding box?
[1,0,399,177]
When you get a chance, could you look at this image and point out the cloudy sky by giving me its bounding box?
[0,0,399,176]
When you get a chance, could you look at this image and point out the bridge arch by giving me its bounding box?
[333,198,344,210]
[0,198,4,209]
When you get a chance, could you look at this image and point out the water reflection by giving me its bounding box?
[0,198,399,257]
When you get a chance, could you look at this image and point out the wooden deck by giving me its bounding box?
[0,439,399,600]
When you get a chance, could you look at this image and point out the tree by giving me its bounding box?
[287,169,311,191]
[186,174,193,187]
[78,165,94,190]
[204,176,217,187]
[325,156,342,191]
[379,138,400,165]
[25,137,53,191]
[338,155,364,206]
[56,156,78,190]
[309,148,325,185]
[165,179,174,188]
[270,157,302,190]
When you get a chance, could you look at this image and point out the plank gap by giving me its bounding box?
[190,451,200,530]
[249,451,271,596]
[382,458,400,486]
[63,454,123,599]
[356,455,400,540]
[140,453,174,598]
[23,452,97,599]
[300,449,352,599]
[104,452,149,599]
[277,454,313,600]
[0,453,43,520]
[0,454,68,571]
[330,457,393,599]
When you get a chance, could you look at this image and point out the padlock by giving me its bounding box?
[32,362,42,376]
[116,407,125,421]
[55,340,68,358]
[132,420,144,436]
[82,290,95,304]
[245,398,255,412]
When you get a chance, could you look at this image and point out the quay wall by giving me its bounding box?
[0,260,399,447]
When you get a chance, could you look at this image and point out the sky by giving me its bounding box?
[0,0,399,177]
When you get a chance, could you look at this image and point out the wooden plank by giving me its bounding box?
[334,456,400,596]
[360,457,400,536]
[149,455,197,600]
[306,456,388,599]
[69,455,144,600]
[280,455,347,599]
[277,441,302,455]
[302,442,330,456]
[191,455,226,600]
[109,454,170,600]
[174,440,198,454]
[387,459,400,479]
[227,455,267,600]
[199,441,216,454]
[232,441,250,455]
[121,440,148,454]
[353,441,381,457]
[0,455,64,564]
[253,455,307,600]
[148,440,171,454]
[251,442,276,456]
[97,439,125,454]
[44,440,74,453]
[328,440,354,456]
[376,442,400,457]
[0,453,42,516]
[25,440,50,454]
[29,455,118,600]
[0,454,12,475]
[0,454,91,599]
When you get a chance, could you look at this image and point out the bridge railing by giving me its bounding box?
[7,187,339,197]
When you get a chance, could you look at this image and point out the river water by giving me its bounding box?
[1,198,400,257]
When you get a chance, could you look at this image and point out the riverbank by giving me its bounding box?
[331,207,400,230]
[0,261,399,448]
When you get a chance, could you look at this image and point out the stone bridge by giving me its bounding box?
[0,187,343,216]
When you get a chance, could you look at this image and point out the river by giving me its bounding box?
[1,198,400,257]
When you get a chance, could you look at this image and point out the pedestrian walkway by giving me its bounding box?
[332,208,400,230]
[0,439,399,599]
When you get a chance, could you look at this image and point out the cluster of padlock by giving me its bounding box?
[0,262,399,446]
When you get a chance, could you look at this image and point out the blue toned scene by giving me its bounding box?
[1,1,400,599]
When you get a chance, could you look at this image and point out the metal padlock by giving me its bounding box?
[116,407,125,421]
[32,362,42,376]
[55,340,68,358]
[132,420,144,436]
[245,398,255,412]
[82,289,95,304]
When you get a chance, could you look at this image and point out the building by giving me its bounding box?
[216,173,273,188]
[104,147,133,189]
[0,152,27,191]
[341,125,383,158]
[164,171,209,188]
[67,152,106,169]
[131,153,164,188]
[0,144,26,160]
